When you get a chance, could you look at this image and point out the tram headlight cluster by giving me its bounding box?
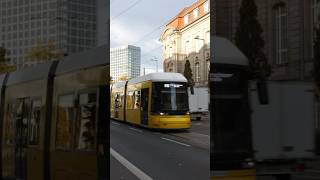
[159,112,169,115]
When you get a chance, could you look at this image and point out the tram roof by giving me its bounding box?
[55,44,108,75]
[128,72,187,85]
[6,44,108,86]
[112,81,126,88]
[7,61,53,86]
[212,36,248,66]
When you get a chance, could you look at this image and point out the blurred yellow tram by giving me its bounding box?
[0,45,109,180]
[111,72,190,129]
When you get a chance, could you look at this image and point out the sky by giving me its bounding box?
[110,0,195,74]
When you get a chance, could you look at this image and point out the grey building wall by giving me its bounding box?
[97,0,108,46]
[0,0,98,69]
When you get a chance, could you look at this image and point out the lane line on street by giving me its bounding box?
[129,127,143,133]
[160,137,191,147]
[191,132,210,137]
[110,148,153,180]
[111,122,121,126]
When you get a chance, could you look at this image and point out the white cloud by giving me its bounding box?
[111,20,165,73]
[110,21,138,47]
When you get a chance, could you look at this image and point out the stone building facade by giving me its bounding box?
[214,0,320,81]
[160,0,210,87]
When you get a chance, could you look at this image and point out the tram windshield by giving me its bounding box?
[152,82,189,114]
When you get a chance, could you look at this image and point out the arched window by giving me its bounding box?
[273,3,288,65]
[168,61,174,72]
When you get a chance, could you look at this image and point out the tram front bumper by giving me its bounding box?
[151,115,191,129]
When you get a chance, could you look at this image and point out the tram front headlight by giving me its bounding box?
[242,158,255,168]
[186,112,190,115]
[160,112,164,116]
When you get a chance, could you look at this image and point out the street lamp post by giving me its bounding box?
[150,57,158,72]
[194,36,206,85]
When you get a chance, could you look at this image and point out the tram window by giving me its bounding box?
[133,90,140,109]
[115,93,122,107]
[127,91,134,109]
[75,92,97,150]
[120,93,124,107]
[56,94,75,150]
[4,103,16,145]
[28,99,41,146]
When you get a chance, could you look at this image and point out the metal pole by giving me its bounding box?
[156,60,158,72]
[150,57,158,72]
[194,36,206,85]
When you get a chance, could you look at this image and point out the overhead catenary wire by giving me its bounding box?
[111,0,143,20]
[131,22,168,45]
[141,45,163,57]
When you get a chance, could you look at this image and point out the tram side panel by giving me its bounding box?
[125,83,141,125]
[125,81,152,126]
[50,66,106,180]
[2,79,47,180]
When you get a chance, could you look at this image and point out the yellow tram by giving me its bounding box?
[211,37,256,180]
[111,72,190,129]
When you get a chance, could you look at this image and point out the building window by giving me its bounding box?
[193,8,199,19]
[168,62,174,72]
[206,31,210,48]
[195,60,200,82]
[185,40,190,54]
[312,0,320,58]
[204,0,209,13]
[195,36,201,53]
[273,3,288,65]
[184,14,189,26]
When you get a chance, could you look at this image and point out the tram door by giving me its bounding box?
[14,98,30,179]
[141,88,149,126]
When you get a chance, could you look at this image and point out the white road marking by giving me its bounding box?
[129,127,143,133]
[112,122,121,126]
[192,132,210,137]
[110,148,153,180]
[160,137,191,147]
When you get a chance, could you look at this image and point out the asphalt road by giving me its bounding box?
[110,120,210,180]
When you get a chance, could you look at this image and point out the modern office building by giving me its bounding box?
[160,0,210,87]
[110,45,141,82]
[214,0,319,81]
[0,0,98,69]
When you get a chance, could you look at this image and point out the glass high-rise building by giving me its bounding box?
[0,0,98,69]
[110,45,141,82]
